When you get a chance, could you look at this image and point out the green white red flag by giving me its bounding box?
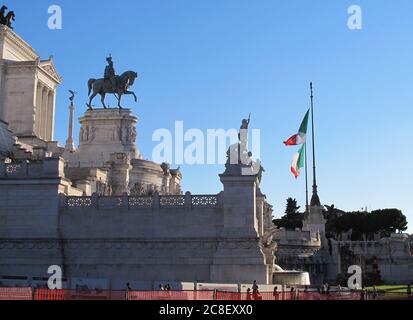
[283,109,310,146]
[291,144,305,179]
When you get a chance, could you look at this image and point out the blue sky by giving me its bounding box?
[11,0,413,232]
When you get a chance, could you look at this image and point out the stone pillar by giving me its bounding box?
[40,86,48,139]
[35,83,43,137]
[256,191,265,238]
[169,169,182,195]
[303,205,327,246]
[46,91,55,141]
[110,152,132,196]
[0,62,5,121]
[65,100,75,152]
[211,173,268,284]
[219,174,260,238]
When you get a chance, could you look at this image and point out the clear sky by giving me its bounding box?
[10,0,413,232]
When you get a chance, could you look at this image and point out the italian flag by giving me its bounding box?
[283,109,310,146]
[291,144,305,179]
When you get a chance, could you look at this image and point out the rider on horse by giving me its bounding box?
[0,5,8,25]
[104,55,118,91]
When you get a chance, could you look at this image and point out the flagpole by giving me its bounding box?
[310,82,321,207]
[305,142,309,213]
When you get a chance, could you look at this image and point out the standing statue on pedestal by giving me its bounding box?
[87,55,138,110]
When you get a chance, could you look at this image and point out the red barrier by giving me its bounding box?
[34,289,68,300]
[126,290,215,301]
[0,288,387,301]
[0,287,32,300]
[34,289,127,301]
[216,291,361,301]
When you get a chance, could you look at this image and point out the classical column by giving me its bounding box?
[65,98,75,152]
[40,87,48,139]
[35,83,43,137]
[110,153,132,196]
[46,90,55,141]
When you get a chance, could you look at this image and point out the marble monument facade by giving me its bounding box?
[0,26,411,290]
[0,26,278,289]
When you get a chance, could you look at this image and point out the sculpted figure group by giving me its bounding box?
[87,56,138,110]
[0,5,15,29]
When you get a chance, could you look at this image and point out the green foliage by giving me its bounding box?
[285,197,300,216]
[272,199,408,238]
[272,198,304,230]
[325,208,408,240]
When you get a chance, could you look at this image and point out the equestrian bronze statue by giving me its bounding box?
[0,5,15,29]
[87,56,138,110]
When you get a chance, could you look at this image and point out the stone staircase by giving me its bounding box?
[0,120,16,159]
[0,120,35,161]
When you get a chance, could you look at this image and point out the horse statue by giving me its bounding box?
[87,70,138,110]
[5,11,15,29]
[0,5,7,25]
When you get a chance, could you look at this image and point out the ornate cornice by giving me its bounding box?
[0,25,38,61]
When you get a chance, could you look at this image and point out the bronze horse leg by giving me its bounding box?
[100,92,107,109]
[115,90,123,109]
[123,90,138,103]
[88,91,98,110]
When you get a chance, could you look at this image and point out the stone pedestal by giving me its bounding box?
[210,173,269,284]
[110,153,132,196]
[66,109,141,167]
[303,205,327,246]
[219,175,260,238]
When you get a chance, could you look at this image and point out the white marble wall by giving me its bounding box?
[0,160,271,288]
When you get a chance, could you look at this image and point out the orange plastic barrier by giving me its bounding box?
[126,290,215,301]
[0,288,375,301]
[34,289,68,300]
[215,291,361,301]
[0,287,32,300]
[34,289,127,300]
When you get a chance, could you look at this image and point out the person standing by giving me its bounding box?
[246,288,252,301]
[252,281,258,293]
[372,286,378,300]
[360,290,365,301]
[125,282,133,300]
[252,281,259,300]
[273,287,280,301]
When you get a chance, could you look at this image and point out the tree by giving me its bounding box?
[285,198,300,216]
[273,198,304,230]
[325,208,408,241]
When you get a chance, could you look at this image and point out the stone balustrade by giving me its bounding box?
[61,192,220,210]
[0,158,66,178]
